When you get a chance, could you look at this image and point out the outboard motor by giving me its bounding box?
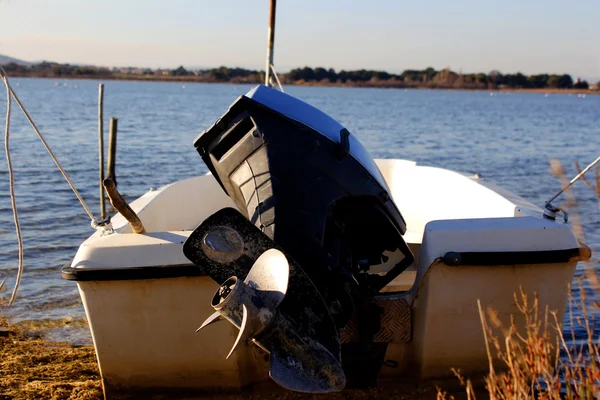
[184,85,413,392]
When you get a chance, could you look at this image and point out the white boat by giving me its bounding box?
[62,84,590,399]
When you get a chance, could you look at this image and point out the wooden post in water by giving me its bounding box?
[107,117,118,187]
[98,84,106,221]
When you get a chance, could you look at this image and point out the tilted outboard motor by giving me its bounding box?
[183,85,413,392]
[184,208,346,392]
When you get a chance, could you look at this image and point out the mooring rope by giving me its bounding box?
[0,66,102,306]
[0,67,22,307]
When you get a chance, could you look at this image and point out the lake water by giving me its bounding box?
[0,78,599,346]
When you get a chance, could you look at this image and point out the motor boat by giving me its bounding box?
[62,84,590,399]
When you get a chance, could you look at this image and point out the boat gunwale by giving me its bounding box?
[442,246,589,266]
[60,245,588,282]
[61,263,202,281]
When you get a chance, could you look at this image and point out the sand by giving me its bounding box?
[0,317,102,400]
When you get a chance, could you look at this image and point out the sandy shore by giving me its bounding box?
[0,318,102,400]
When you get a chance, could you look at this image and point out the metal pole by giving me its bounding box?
[545,155,600,206]
[98,84,106,221]
[265,0,276,87]
[107,117,118,187]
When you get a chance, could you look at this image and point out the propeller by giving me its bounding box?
[196,247,346,393]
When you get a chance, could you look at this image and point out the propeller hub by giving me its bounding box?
[217,281,233,299]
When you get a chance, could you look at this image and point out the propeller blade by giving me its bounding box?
[195,311,224,333]
[244,248,289,292]
[244,248,289,310]
[269,346,346,393]
[226,304,250,359]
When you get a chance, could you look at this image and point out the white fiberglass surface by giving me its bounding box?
[114,175,236,234]
[374,158,543,243]
[73,175,236,269]
[72,231,192,269]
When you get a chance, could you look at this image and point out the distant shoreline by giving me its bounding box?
[4,62,598,93]
[7,74,599,95]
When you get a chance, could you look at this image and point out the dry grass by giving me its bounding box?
[437,286,600,400]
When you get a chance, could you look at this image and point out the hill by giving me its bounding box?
[0,54,31,66]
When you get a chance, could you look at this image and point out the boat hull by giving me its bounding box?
[64,159,589,398]
[77,275,270,398]
[75,258,579,397]
[380,260,578,380]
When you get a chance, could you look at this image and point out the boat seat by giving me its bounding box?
[407,215,580,304]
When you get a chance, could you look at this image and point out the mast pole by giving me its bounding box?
[98,84,106,221]
[265,0,276,87]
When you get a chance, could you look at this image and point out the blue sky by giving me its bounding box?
[1,0,599,79]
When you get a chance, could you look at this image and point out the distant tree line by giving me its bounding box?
[1,62,112,77]
[285,66,592,90]
[197,66,263,83]
[1,62,265,83]
[162,65,263,83]
[1,61,596,91]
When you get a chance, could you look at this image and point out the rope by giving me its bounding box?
[269,64,284,92]
[0,67,22,306]
[0,66,102,306]
[0,68,98,223]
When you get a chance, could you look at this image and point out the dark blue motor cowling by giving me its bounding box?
[193,85,413,327]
